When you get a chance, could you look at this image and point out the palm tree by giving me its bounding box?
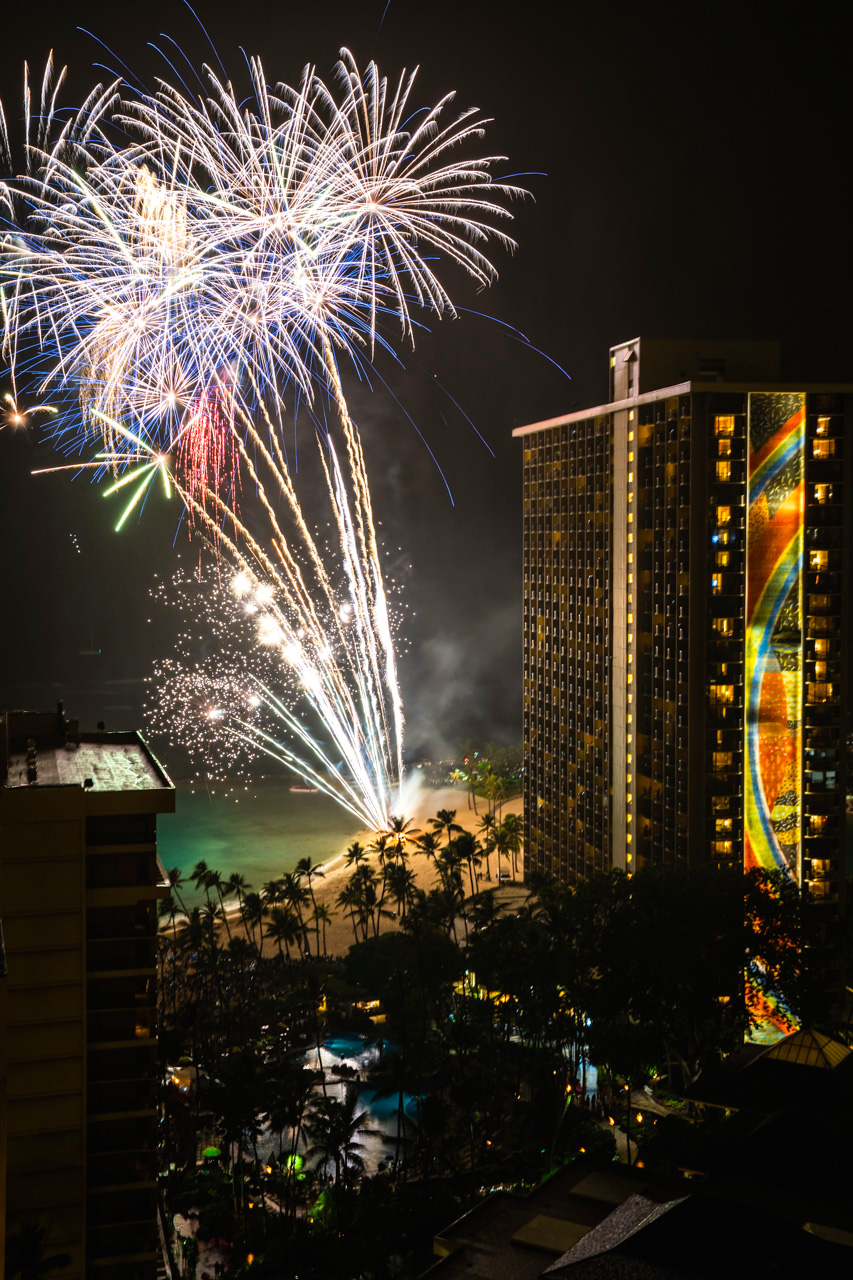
[312,902,333,955]
[468,891,502,932]
[451,831,483,900]
[242,891,268,957]
[166,865,191,917]
[295,855,326,921]
[261,877,286,906]
[415,829,441,868]
[386,861,417,920]
[267,1063,315,1216]
[4,1223,72,1280]
[368,833,393,908]
[305,1084,378,1199]
[265,904,302,963]
[226,871,253,937]
[429,809,463,846]
[280,873,311,937]
[492,775,511,821]
[477,811,498,880]
[337,879,365,945]
[190,858,210,897]
[385,814,421,858]
[499,812,523,878]
[369,1050,419,1176]
[344,841,367,871]
[204,867,233,942]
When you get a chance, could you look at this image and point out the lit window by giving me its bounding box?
[716,818,732,833]
[628,451,634,462]
[717,505,731,524]
[813,438,836,459]
[814,638,830,655]
[713,751,733,771]
[709,684,734,704]
[809,815,826,833]
[814,484,833,504]
[711,577,721,594]
[808,594,830,612]
[809,549,829,570]
[712,617,734,636]
[628,431,634,442]
[718,438,732,457]
[814,660,827,680]
[628,410,635,421]
[807,682,833,703]
[816,417,830,435]
[716,460,731,481]
[716,551,730,567]
[715,415,735,436]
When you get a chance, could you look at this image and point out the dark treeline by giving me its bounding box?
[156,840,842,1280]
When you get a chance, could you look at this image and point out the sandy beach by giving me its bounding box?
[217,782,525,957]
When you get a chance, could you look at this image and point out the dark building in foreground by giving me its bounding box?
[0,708,174,1280]
[515,340,850,919]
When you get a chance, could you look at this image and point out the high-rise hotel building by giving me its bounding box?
[516,340,849,914]
[0,707,174,1280]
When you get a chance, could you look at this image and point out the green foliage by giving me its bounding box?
[156,819,840,1278]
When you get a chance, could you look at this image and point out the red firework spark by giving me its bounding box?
[177,384,240,513]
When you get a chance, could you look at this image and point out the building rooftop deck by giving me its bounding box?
[5,737,169,791]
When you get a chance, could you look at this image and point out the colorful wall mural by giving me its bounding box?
[744,391,805,1040]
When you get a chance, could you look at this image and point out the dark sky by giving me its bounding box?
[1,2,850,760]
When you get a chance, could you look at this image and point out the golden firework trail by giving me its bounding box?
[0,47,522,825]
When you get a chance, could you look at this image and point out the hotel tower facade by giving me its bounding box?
[515,340,849,924]
[0,707,174,1280]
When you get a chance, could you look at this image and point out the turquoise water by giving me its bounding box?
[158,775,363,897]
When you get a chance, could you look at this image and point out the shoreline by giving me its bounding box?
[170,783,524,955]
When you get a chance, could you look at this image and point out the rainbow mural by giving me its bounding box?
[744,391,805,1040]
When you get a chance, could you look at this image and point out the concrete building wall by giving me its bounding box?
[0,712,174,1279]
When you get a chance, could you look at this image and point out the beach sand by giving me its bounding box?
[218,782,525,957]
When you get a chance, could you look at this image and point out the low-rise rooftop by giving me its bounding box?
[4,738,168,791]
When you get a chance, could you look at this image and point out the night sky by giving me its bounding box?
[1,2,850,760]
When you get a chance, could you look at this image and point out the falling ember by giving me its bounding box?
[178,386,240,514]
[1,47,521,825]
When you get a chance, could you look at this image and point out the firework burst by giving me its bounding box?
[1,47,521,825]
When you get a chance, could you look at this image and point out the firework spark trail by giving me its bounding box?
[1,47,522,826]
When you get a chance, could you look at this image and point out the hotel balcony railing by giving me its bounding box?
[86,1221,157,1262]
[88,1078,157,1116]
[87,938,156,972]
[801,835,840,857]
[704,776,743,796]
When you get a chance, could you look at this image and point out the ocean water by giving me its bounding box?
[157,775,363,898]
